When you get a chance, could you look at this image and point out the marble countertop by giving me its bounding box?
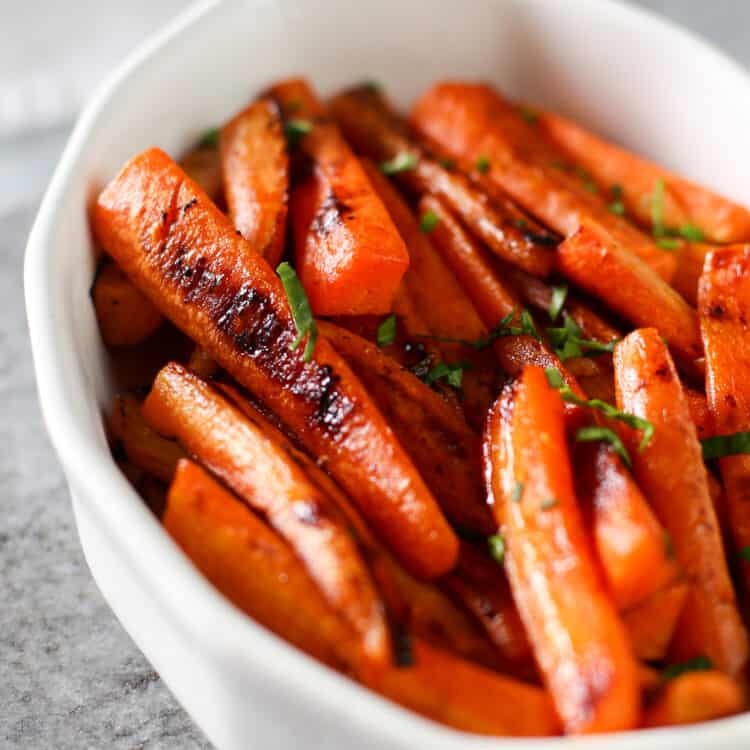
[2,2,749,748]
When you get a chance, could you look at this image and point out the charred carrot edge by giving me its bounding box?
[363,639,560,737]
[93,147,457,579]
[643,671,745,728]
[409,82,676,281]
[558,224,702,367]
[329,86,554,276]
[268,78,409,316]
[187,346,219,379]
[165,459,357,670]
[486,367,639,734]
[538,109,750,244]
[574,441,681,611]
[93,262,162,347]
[109,394,185,483]
[220,98,288,266]
[143,362,390,664]
[614,328,748,676]
[318,320,493,534]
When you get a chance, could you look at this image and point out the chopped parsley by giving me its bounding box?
[548,284,568,322]
[439,157,456,170]
[701,431,750,460]
[540,498,559,511]
[547,314,617,361]
[284,118,313,147]
[656,237,681,250]
[376,314,397,347]
[476,155,491,174]
[575,426,632,468]
[488,534,506,564]
[679,223,705,242]
[651,178,666,237]
[198,127,220,148]
[575,166,597,193]
[511,481,524,503]
[517,106,539,125]
[380,151,418,175]
[277,262,318,361]
[661,656,713,681]
[424,361,470,389]
[609,200,626,216]
[419,210,440,233]
[740,546,750,563]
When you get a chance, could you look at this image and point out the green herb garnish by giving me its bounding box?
[439,158,456,170]
[575,166,597,193]
[381,151,418,175]
[476,155,491,174]
[548,284,568,322]
[198,127,220,148]
[419,210,440,234]
[661,656,713,681]
[679,223,705,242]
[540,498,559,511]
[608,200,625,216]
[284,118,313,147]
[651,178,666,237]
[740,546,750,563]
[488,534,506,564]
[424,361,470,389]
[376,314,397,347]
[547,314,617,362]
[511,481,524,503]
[518,106,539,125]
[656,237,681,250]
[575,426,632,468]
[277,262,318,361]
[701,431,750,460]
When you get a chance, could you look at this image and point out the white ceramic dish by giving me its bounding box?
[25,0,750,747]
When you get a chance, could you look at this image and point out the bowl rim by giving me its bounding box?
[23,0,750,746]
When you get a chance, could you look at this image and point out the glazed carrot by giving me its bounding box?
[220,98,288,266]
[109,394,184,482]
[93,148,457,579]
[187,345,219,379]
[266,78,408,315]
[365,639,560,737]
[143,362,390,664]
[671,241,711,306]
[487,367,639,733]
[179,142,222,203]
[643,671,744,728]
[318,320,493,534]
[573,441,680,611]
[93,262,162,347]
[700,245,750,594]
[538,110,750,244]
[410,82,675,280]
[614,328,748,675]
[164,460,357,670]
[329,85,554,276]
[685,386,713,439]
[558,224,702,365]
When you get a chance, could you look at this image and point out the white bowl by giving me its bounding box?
[25,0,750,747]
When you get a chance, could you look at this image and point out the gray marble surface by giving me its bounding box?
[3,2,750,749]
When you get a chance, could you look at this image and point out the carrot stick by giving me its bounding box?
[93,262,162,347]
[164,459,357,670]
[700,245,750,595]
[685,385,713,439]
[643,671,745,728]
[365,639,560,737]
[187,345,219,379]
[486,367,639,733]
[558,224,702,366]
[538,109,750,244]
[614,328,748,675]
[220,98,288,266]
[409,82,675,280]
[267,78,408,316]
[179,143,222,204]
[671,241,712,306]
[329,85,555,276]
[93,147,457,579]
[317,320,493,534]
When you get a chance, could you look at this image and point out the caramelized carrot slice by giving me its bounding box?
[410,82,675,280]
[365,639,560,737]
[220,98,288,266]
[538,110,750,244]
[164,460,357,670]
[93,147,457,579]
[614,328,748,675]
[700,245,750,595]
[179,143,222,204]
[143,362,390,664]
[685,385,713,439]
[267,78,408,315]
[671,241,712,306]
[558,224,702,366]
[486,367,639,733]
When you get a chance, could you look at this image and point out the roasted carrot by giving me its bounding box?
[573,441,681,611]
[671,241,711,306]
[187,345,219,379]
[365,639,560,737]
[143,362,390,664]
[486,367,639,733]
[318,320,493,534]
[329,85,554,276]
[220,98,288,266]
[179,143,222,203]
[92,262,162,347]
[614,328,748,675]
[538,109,750,244]
[93,148,457,579]
[700,245,750,595]
[558,224,702,366]
[409,82,675,280]
[109,394,184,482]
[164,459,357,670]
[643,671,744,728]
[685,386,713,438]
[266,78,408,316]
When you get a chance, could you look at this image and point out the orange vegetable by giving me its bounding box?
[685,386,713,439]
[186,346,219,379]
[671,241,711,306]
[409,82,675,280]
[93,147,457,579]
[538,109,750,244]
[486,367,639,734]
[365,639,560,737]
[266,78,408,315]
[220,98,288,266]
[179,143,222,203]
[643,671,744,728]
[93,262,162,347]
[614,328,748,675]
[164,460,357,670]
[700,245,750,596]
